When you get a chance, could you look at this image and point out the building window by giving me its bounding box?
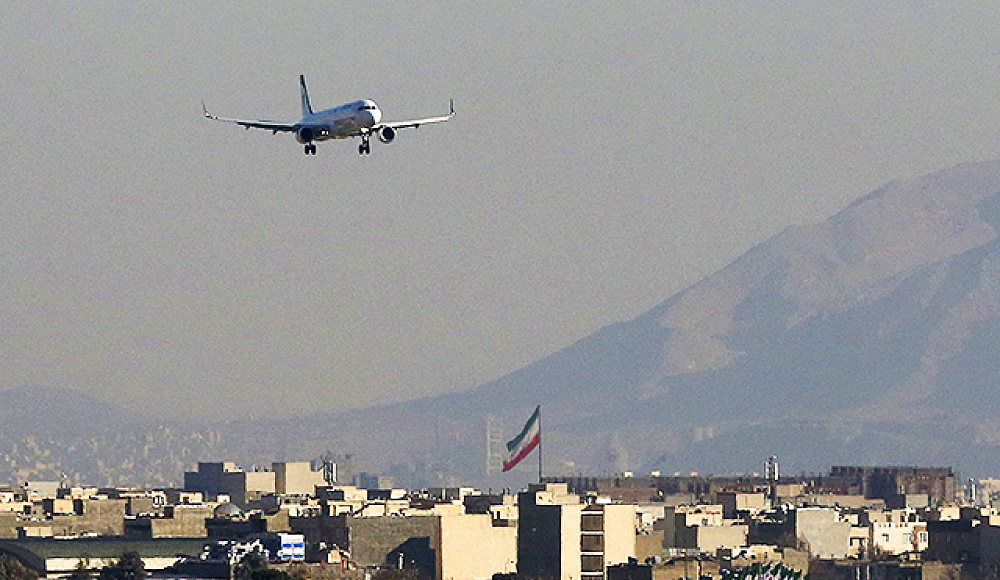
[581,555,604,572]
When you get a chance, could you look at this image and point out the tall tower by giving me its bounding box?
[765,455,779,503]
[765,455,779,481]
[486,416,505,474]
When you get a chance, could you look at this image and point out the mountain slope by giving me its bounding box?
[7,161,1000,487]
[300,160,1000,483]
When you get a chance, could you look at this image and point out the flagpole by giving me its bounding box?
[537,406,543,484]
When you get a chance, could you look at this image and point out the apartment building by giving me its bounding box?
[518,483,636,580]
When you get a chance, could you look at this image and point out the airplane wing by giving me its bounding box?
[381,99,455,131]
[202,101,298,133]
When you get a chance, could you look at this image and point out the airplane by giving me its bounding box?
[203,75,454,156]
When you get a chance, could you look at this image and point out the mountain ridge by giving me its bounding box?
[6,160,1000,486]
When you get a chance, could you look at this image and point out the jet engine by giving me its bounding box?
[377,126,396,144]
[296,127,315,144]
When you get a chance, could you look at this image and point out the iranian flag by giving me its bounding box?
[502,405,541,472]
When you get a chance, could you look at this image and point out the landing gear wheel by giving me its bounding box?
[304,144,316,155]
[359,138,371,155]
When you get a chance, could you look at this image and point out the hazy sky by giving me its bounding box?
[3,1,1000,419]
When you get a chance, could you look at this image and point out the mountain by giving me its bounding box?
[0,385,134,439]
[6,160,1000,488]
[287,160,1000,484]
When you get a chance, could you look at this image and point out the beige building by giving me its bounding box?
[673,504,724,527]
[796,494,885,510]
[518,483,636,580]
[438,513,517,580]
[795,508,851,559]
[124,504,216,539]
[23,481,60,501]
[676,522,748,553]
[326,509,517,580]
[658,504,739,551]
[718,492,768,518]
[867,508,927,555]
[185,461,321,507]
[274,461,328,495]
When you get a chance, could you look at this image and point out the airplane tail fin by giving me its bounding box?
[300,75,314,117]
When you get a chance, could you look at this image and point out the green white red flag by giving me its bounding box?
[503,405,541,472]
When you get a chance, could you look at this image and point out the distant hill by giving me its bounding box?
[5,161,1000,488]
[283,160,1000,485]
[0,385,130,438]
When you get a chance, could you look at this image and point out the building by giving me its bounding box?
[518,483,636,580]
[868,509,927,556]
[184,461,327,507]
[438,513,518,580]
[828,467,956,505]
[123,504,215,539]
[184,461,280,507]
[0,537,210,577]
[718,492,768,519]
[274,462,328,496]
[794,508,851,559]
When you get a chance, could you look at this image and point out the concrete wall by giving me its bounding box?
[871,522,926,555]
[0,513,17,539]
[438,513,516,580]
[560,504,583,580]
[676,505,723,527]
[797,495,884,510]
[603,504,637,569]
[636,531,665,561]
[289,512,350,550]
[36,498,129,537]
[126,505,215,539]
[274,462,328,496]
[349,514,440,575]
[695,524,748,553]
[226,470,276,507]
[796,508,850,559]
[718,493,767,519]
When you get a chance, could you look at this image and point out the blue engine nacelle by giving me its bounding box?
[377,126,396,144]
[296,127,315,144]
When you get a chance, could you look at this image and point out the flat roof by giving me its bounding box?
[0,537,211,559]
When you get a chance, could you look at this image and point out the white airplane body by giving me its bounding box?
[204,75,454,155]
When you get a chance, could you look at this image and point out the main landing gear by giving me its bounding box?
[358,136,371,156]
[303,143,317,155]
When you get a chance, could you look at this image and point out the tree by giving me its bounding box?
[234,552,268,580]
[98,551,146,580]
[0,554,39,580]
[250,570,293,580]
[67,558,93,580]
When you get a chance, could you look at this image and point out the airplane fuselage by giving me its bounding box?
[295,100,383,143]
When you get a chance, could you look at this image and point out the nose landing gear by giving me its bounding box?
[358,135,371,155]
[303,143,317,155]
